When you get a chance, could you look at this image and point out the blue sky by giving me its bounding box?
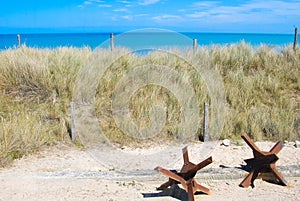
[0,0,299,33]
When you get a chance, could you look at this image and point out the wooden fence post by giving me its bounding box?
[17,34,21,48]
[193,38,197,52]
[110,33,114,51]
[293,27,298,51]
[203,102,209,141]
[70,102,76,141]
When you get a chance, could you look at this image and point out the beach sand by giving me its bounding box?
[0,140,299,201]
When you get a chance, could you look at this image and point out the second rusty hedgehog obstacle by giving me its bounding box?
[240,133,287,188]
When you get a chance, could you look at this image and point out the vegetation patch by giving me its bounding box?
[0,43,299,166]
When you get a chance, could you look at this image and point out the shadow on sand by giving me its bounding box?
[142,184,205,201]
[236,164,286,188]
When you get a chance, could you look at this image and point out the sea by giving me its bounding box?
[0,32,296,50]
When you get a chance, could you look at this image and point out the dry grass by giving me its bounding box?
[0,43,299,166]
[0,46,90,166]
[209,42,299,141]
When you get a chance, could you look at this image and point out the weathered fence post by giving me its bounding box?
[70,102,76,141]
[293,27,298,51]
[110,33,114,51]
[17,34,21,48]
[203,102,209,141]
[193,38,197,52]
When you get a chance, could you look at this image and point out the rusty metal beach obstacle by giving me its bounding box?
[155,146,212,201]
[240,133,287,188]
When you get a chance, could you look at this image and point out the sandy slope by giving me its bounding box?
[0,141,299,201]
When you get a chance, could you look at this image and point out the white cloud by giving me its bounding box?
[118,0,130,3]
[192,1,220,8]
[139,0,161,6]
[118,0,132,7]
[122,15,133,20]
[113,8,128,12]
[90,0,105,2]
[84,1,92,5]
[186,12,208,18]
[185,0,300,24]
[98,4,112,7]
[78,0,107,8]
[152,14,182,21]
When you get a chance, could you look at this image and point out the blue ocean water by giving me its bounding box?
[0,32,296,50]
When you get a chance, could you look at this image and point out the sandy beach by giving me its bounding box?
[0,140,299,201]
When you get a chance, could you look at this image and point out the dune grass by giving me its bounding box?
[0,46,90,166]
[0,43,299,166]
[210,42,299,141]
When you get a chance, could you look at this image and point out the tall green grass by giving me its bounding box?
[0,43,299,166]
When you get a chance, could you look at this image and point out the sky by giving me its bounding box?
[0,0,299,34]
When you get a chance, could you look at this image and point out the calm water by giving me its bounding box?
[0,32,296,50]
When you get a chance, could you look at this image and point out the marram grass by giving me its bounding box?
[0,43,299,166]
